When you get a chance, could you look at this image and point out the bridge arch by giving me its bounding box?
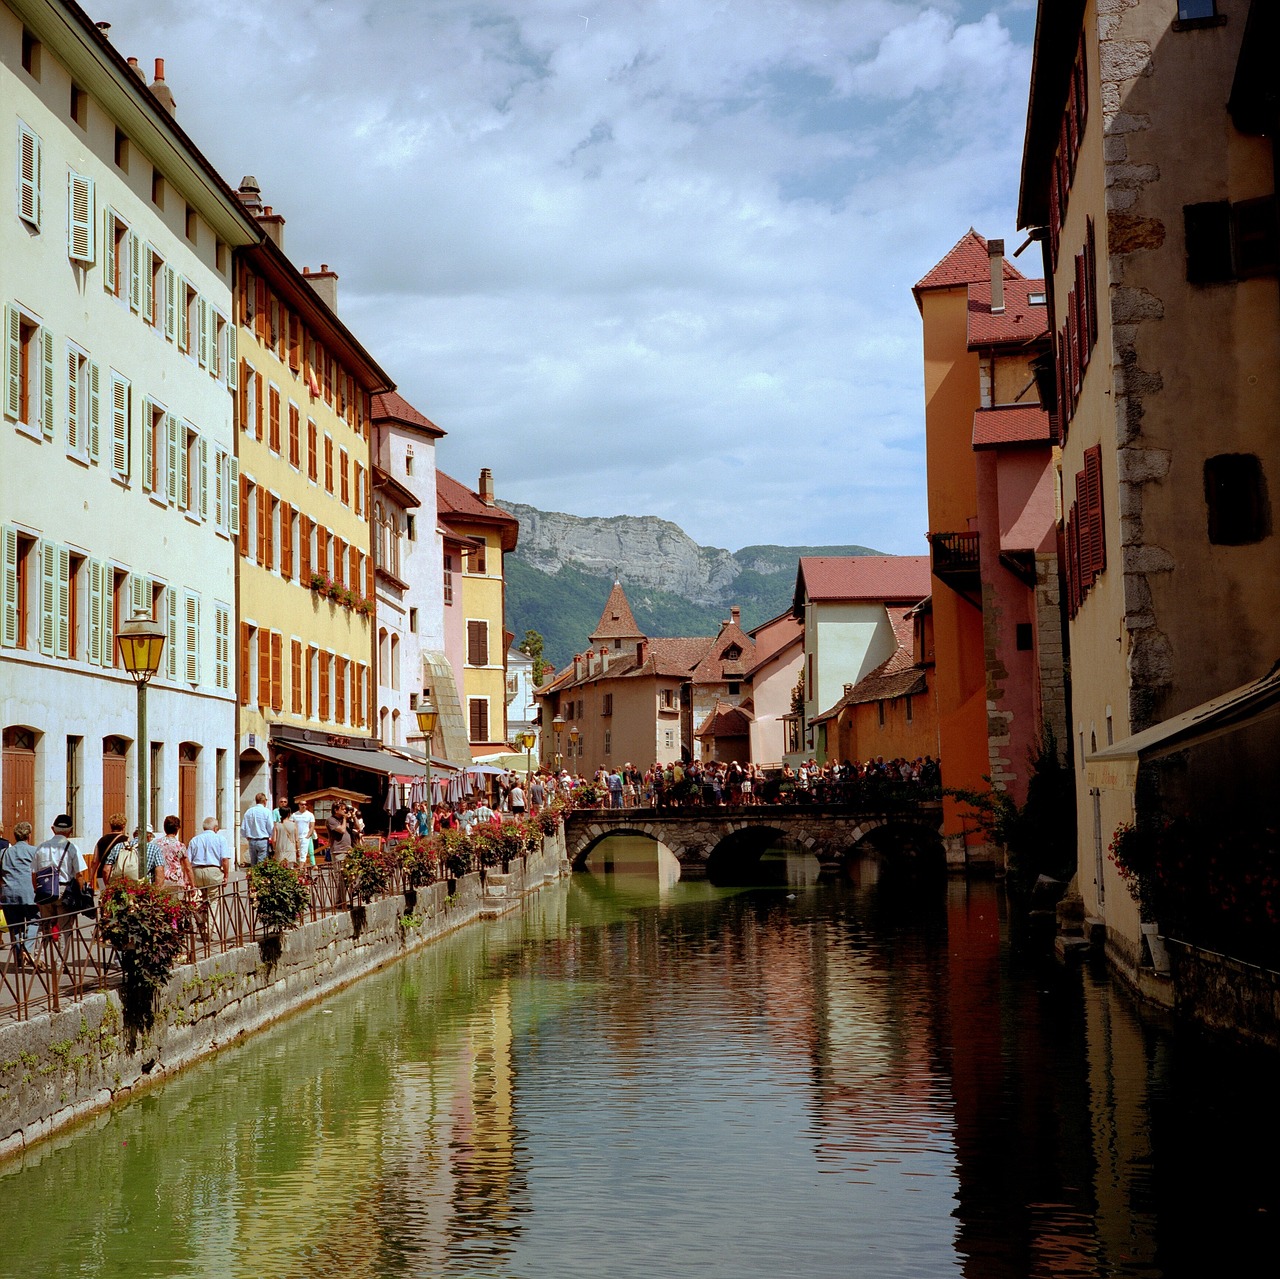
[567,823,690,872]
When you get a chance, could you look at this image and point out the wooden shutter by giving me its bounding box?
[316,525,329,578]
[66,349,80,451]
[291,640,303,714]
[333,537,345,588]
[141,245,154,324]
[166,585,179,680]
[39,540,56,655]
[165,411,179,501]
[229,457,240,538]
[0,526,18,649]
[280,502,293,579]
[300,513,312,579]
[318,651,331,720]
[288,402,300,466]
[268,385,281,452]
[271,631,283,712]
[340,450,349,504]
[324,436,333,492]
[225,322,237,390]
[67,172,94,262]
[164,265,177,340]
[214,450,224,527]
[349,544,360,595]
[102,209,116,295]
[288,313,301,371]
[111,373,129,474]
[254,371,264,440]
[469,698,489,743]
[128,233,141,312]
[215,605,230,690]
[87,360,100,461]
[199,435,209,520]
[238,475,251,557]
[335,656,347,724]
[1084,444,1106,580]
[141,401,154,492]
[55,544,70,659]
[239,623,251,705]
[185,591,199,684]
[365,551,374,600]
[257,626,271,707]
[18,123,40,227]
[238,360,250,431]
[129,572,149,621]
[255,277,268,343]
[3,304,19,420]
[307,419,318,480]
[40,329,55,439]
[305,646,314,719]
[197,296,210,368]
[1085,218,1098,347]
[257,486,271,567]
[467,620,489,666]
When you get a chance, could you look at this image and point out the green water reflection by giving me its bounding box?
[3,842,1279,1278]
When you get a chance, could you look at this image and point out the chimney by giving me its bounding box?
[302,264,339,314]
[599,645,610,673]
[149,57,176,115]
[573,654,582,680]
[257,204,286,249]
[730,606,740,627]
[237,176,263,214]
[478,468,495,506]
[989,238,1005,315]
[636,639,648,665]
[843,683,854,696]
[126,56,145,82]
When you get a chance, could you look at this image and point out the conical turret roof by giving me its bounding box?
[589,580,645,644]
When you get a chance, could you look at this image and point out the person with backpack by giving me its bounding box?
[0,821,40,969]
[31,815,89,947]
[92,813,127,893]
[104,824,157,885]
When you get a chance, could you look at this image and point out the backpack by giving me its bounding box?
[112,840,147,883]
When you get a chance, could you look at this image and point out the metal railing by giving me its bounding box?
[0,862,418,1025]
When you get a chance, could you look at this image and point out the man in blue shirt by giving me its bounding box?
[240,793,273,866]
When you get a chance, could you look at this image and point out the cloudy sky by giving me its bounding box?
[102,0,1037,554]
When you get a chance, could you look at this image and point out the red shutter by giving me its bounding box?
[239,477,251,558]
[269,386,281,452]
[239,361,251,432]
[365,551,374,600]
[254,372,264,441]
[1084,444,1106,579]
[305,646,314,719]
[257,627,270,708]
[280,501,293,579]
[1085,218,1098,348]
[289,403,300,467]
[334,537,345,589]
[256,486,269,567]
[300,513,312,580]
[255,277,268,343]
[239,623,251,705]
[271,632,283,712]
[1075,252,1089,372]
[291,640,303,715]
[350,545,360,595]
[335,656,347,724]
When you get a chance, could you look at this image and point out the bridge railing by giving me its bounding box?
[567,779,942,814]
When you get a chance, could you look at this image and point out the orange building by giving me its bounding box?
[913,232,1025,869]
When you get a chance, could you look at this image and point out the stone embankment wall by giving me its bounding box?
[0,831,568,1162]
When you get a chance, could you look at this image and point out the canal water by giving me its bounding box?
[3,835,1279,1278]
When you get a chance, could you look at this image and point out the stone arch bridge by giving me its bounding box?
[564,802,945,878]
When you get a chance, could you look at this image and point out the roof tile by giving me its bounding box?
[914,229,1023,295]
[972,405,1053,448]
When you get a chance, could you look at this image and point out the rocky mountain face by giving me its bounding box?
[500,502,881,667]
[501,503,740,603]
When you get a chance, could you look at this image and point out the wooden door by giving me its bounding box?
[179,744,198,840]
[102,737,128,831]
[3,727,37,836]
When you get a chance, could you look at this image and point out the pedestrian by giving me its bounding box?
[104,824,155,884]
[240,792,273,866]
[293,798,317,866]
[92,813,127,894]
[271,801,300,863]
[509,781,526,816]
[0,821,39,969]
[32,815,89,950]
[529,774,546,814]
[187,817,230,942]
[326,803,353,858]
[150,815,194,897]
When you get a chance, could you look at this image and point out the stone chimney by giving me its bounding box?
[636,639,648,665]
[730,606,741,626]
[125,56,145,82]
[148,57,176,115]
[302,264,339,314]
[478,468,495,506]
[989,237,1005,315]
[257,205,286,249]
[599,645,609,673]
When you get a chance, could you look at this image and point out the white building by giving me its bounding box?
[505,642,537,741]
[1,2,260,840]
[370,391,468,764]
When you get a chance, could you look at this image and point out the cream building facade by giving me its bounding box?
[1,1,259,840]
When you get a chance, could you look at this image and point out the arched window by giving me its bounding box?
[390,635,401,691]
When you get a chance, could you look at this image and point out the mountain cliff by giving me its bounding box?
[500,502,881,667]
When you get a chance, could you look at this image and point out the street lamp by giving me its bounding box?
[552,714,565,769]
[415,691,439,834]
[568,724,580,768]
[517,729,536,788]
[117,607,166,839]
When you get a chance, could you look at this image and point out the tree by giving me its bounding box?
[519,629,550,684]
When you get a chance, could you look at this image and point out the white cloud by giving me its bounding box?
[100,0,1035,553]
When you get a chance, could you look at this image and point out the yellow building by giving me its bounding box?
[231,181,400,814]
[436,469,519,757]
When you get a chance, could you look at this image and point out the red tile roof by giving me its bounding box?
[795,556,931,607]
[371,391,446,438]
[914,229,1023,296]
[646,637,715,678]
[972,405,1052,448]
[690,616,756,683]
[437,471,519,551]
[966,277,1049,348]
[695,702,753,739]
[590,581,644,641]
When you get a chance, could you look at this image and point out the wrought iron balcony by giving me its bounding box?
[928,531,981,596]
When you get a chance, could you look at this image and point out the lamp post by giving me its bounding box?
[568,724,580,771]
[116,608,167,841]
[517,729,536,788]
[415,691,439,834]
[552,714,565,770]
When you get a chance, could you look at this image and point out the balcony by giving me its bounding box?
[928,531,981,598]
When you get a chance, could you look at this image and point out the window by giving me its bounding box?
[405,453,414,477]
[390,637,400,691]
[268,385,281,453]
[288,402,300,467]
[185,205,196,243]
[37,538,70,658]
[151,169,164,208]
[661,688,674,709]
[467,619,489,666]
[324,435,334,493]
[604,730,612,756]
[108,372,131,480]
[4,306,51,435]
[905,694,914,724]
[67,553,84,659]
[603,693,613,716]
[443,554,454,605]
[21,29,40,78]
[291,639,303,714]
[114,128,128,171]
[469,698,490,743]
[67,172,94,262]
[664,730,674,750]
[1205,453,1270,544]
[409,607,418,633]
[149,250,165,327]
[64,344,98,457]
[1016,622,1034,651]
[70,83,88,127]
[469,543,487,575]
[149,742,162,831]
[307,418,318,481]
[1175,1,1222,24]
[318,651,331,720]
[1,529,35,648]
[406,513,416,542]
[728,682,740,695]
[877,700,886,727]
[1065,444,1107,618]
[340,448,349,504]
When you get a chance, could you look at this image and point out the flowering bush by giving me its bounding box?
[435,829,474,881]
[536,803,562,835]
[342,840,396,901]
[99,880,193,1028]
[307,573,373,617]
[249,859,310,934]
[399,836,440,889]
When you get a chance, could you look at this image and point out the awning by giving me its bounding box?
[1085,660,1280,789]
[277,737,427,778]
[387,744,465,772]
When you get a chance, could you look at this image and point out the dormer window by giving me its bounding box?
[723,644,742,661]
[1028,291,1046,306]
